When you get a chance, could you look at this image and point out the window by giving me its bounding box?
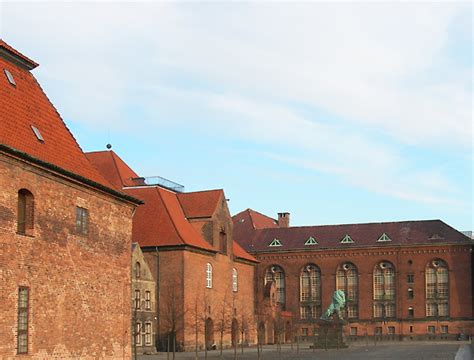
[17,287,29,354]
[219,230,227,254]
[336,262,358,319]
[388,326,395,335]
[377,233,392,242]
[135,290,141,309]
[408,288,414,299]
[425,259,449,317]
[340,234,354,244]
[409,326,413,333]
[407,274,414,283]
[135,262,141,279]
[206,263,213,288]
[350,327,358,336]
[31,125,44,142]
[145,322,152,345]
[145,291,151,310]
[232,268,238,292]
[375,327,382,336]
[135,322,142,345]
[265,265,285,307]
[304,237,318,245]
[268,238,282,247]
[373,261,396,319]
[301,328,309,336]
[17,189,34,236]
[299,264,321,319]
[75,207,88,235]
[427,326,435,335]
[408,306,414,318]
[441,325,448,334]
[4,68,16,85]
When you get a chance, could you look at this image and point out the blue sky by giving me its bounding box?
[1,1,472,230]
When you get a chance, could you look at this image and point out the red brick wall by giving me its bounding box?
[254,244,473,338]
[0,154,135,358]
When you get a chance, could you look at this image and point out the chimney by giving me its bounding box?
[278,212,290,228]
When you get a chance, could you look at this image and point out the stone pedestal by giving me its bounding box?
[311,319,348,349]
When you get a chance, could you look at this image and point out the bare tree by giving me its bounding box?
[237,304,252,355]
[273,310,286,355]
[216,290,232,358]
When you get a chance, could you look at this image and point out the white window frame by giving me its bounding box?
[145,290,151,310]
[206,263,213,288]
[135,322,142,345]
[232,268,238,292]
[145,322,152,345]
[135,289,141,310]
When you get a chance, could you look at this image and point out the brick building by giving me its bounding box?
[87,150,258,351]
[233,209,474,342]
[0,41,141,358]
[132,243,157,355]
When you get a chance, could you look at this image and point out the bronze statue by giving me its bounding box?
[321,290,346,321]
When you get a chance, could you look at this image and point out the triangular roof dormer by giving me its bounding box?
[304,236,318,245]
[377,233,392,242]
[340,234,354,244]
[269,238,282,247]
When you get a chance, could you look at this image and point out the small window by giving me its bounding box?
[427,326,436,334]
[206,263,213,288]
[135,322,142,345]
[232,268,238,292]
[17,287,29,354]
[135,262,141,279]
[31,126,44,142]
[17,189,34,236]
[407,274,414,283]
[388,326,395,335]
[76,207,88,235]
[441,325,448,334]
[350,327,357,336]
[304,236,318,245]
[377,233,391,242]
[340,234,354,244]
[301,328,309,336]
[268,238,282,247]
[409,326,413,333]
[145,291,151,310]
[4,68,16,86]
[135,290,141,309]
[219,230,227,254]
[408,306,414,318]
[408,288,414,299]
[145,322,152,345]
[375,327,382,336]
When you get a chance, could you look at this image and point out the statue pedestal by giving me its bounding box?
[311,319,348,349]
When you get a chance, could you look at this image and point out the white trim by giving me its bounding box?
[269,238,282,247]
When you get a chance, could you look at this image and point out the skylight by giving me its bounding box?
[268,238,282,247]
[31,125,44,142]
[4,69,16,86]
[305,236,318,245]
[340,234,354,244]
[377,233,392,242]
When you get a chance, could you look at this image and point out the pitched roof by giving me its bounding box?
[177,190,223,219]
[86,150,142,190]
[124,186,216,251]
[233,241,258,263]
[0,39,38,69]
[238,219,472,252]
[232,208,279,246]
[0,41,113,188]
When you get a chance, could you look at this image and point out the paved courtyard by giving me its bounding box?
[138,341,467,360]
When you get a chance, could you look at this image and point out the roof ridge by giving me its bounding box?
[258,219,443,230]
[180,188,223,195]
[155,188,186,246]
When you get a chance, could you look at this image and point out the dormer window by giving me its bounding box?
[269,238,282,247]
[377,233,392,242]
[304,236,318,245]
[4,68,16,86]
[340,234,354,244]
[31,126,44,142]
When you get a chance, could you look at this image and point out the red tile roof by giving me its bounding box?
[233,241,258,263]
[86,150,141,190]
[0,40,38,69]
[177,190,223,219]
[0,41,113,188]
[235,217,472,252]
[232,208,279,248]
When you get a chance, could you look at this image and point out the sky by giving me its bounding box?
[1,1,472,231]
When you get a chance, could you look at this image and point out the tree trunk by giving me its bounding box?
[172,333,176,360]
[220,332,223,358]
[241,330,244,354]
[167,334,170,360]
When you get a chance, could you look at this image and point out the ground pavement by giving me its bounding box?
[138,341,470,360]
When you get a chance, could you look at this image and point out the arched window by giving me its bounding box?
[264,265,285,307]
[373,261,396,319]
[135,262,141,279]
[206,263,213,288]
[426,259,449,317]
[17,189,34,235]
[299,264,321,319]
[232,268,238,292]
[336,262,358,319]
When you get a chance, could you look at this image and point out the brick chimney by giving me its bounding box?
[278,212,290,228]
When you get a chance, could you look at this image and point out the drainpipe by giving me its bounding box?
[156,247,161,351]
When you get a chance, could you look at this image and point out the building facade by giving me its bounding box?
[233,209,474,342]
[87,150,258,352]
[0,41,140,358]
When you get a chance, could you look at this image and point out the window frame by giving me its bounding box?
[17,189,34,236]
[232,268,238,292]
[135,289,141,310]
[145,290,151,310]
[135,322,142,346]
[144,322,152,345]
[75,206,89,235]
[206,263,213,289]
[17,287,29,354]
